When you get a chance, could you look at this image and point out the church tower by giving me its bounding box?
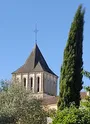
[12,44,58,98]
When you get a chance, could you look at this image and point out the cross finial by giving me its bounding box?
[34,24,38,43]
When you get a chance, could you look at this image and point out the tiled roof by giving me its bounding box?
[12,44,57,77]
[80,92,87,99]
[42,96,58,105]
[42,92,87,105]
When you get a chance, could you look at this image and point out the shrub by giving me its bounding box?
[52,105,90,124]
[0,84,46,124]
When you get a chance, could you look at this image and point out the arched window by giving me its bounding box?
[24,78,26,87]
[30,77,33,90]
[37,77,40,92]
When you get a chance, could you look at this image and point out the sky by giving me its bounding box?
[0,0,90,92]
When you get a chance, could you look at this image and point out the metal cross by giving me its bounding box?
[34,24,38,43]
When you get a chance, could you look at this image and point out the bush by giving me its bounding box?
[52,105,90,124]
[0,84,46,124]
[47,109,56,118]
[80,100,90,111]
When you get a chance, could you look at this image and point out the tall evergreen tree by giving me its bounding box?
[58,5,85,109]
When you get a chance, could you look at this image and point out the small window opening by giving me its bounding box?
[24,78,26,87]
[37,77,40,92]
[30,77,33,90]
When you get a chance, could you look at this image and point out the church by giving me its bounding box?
[12,43,58,100]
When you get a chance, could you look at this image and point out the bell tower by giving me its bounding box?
[12,44,58,98]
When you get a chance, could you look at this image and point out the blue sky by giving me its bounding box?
[0,0,90,92]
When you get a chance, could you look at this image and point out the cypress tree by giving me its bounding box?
[58,5,85,109]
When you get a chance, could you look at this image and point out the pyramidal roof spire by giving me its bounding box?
[12,44,57,77]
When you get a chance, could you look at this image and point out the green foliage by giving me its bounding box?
[0,79,10,92]
[82,70,90,79]
[81,101,90,110]
[52,105,90,124]
[85,96,90,101]
[58,5,85,109]
[0,83,46,124]
[80,86,90,111]
[47,109,56,118]
[84,86,90,92]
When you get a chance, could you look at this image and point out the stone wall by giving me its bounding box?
[43,72,57,96]
[12,71,57,97]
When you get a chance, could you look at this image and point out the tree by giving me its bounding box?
[58,5,85,109]
[0,83,46,124]
[0,79,10,92]
[52,105,90,124]
[83,70,90,79]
